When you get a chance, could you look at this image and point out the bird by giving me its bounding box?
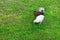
[33,7,45,24]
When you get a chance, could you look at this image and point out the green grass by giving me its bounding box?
[0,0,60,40]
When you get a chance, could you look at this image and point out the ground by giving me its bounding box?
[0,0,60,40]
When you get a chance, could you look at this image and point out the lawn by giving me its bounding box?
[0,0,60,40]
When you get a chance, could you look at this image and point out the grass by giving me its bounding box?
[0,0,60,40]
